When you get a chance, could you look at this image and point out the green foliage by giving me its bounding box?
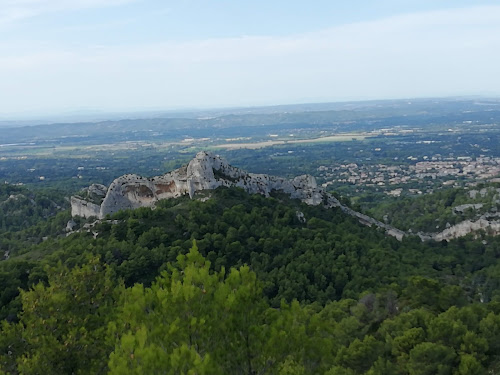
[0,184,68,234]
[407,342,457,375]
[0,241,500,373]
[1,187,500,373]
[109,243,275,374]
[15,257,118,374]
[367,184,499,233]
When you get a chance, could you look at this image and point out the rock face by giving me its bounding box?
[417,213,500,241]
[334,203,406,241]
[70,196,101,218]
[432,218,500,241]
[72,151,404,239]
[70,183,107,218]
[66,219,77,232]
[72,151,324,218]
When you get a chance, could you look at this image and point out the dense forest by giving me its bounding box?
[0,184,68,234]
[1,187,500,373]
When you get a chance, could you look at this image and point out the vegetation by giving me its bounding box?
[2,99,500,373]
[367,183,500,233]
[1,187,500,373]
[2,242,500,374]
[0,184,68,234]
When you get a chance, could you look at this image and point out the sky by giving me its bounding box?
[1,0,500,117]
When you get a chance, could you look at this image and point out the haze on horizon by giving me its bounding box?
[1,0,500,118]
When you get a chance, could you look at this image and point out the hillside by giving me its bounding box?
[0,184,68,234]
[1,185,500,373]
[367,183,500,235]
[70,151,405,240]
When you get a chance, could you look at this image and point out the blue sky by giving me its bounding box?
[1,0,500,117]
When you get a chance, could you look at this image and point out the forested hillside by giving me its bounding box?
[0,184,68,234]
[367,183,500,233]
[0,187,500,373]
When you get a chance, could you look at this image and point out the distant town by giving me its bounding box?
[319,155,500,196]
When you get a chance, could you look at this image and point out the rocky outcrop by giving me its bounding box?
[70,196,101,218]
[70,151,500,242]
[417,212,500,241]
[453,203,484,214]
[66,219,77,232]
[433,218,500,241]
[324,196,406,240]
[71,151,404,240]
[72,151,323,218]
[71,183,108,218]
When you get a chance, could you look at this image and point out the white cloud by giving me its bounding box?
[1,5,500,113]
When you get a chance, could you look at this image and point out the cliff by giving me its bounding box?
[71,151,405,240]
[72,151,324,217]
[70,183,107,218]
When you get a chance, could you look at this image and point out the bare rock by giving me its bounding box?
[453,203,484,214]
[73,151,325,219]
[70,151,406,240]
[66,219,77,232]
[296,211,306,223]
[71,196,101,218]
[432,218,500,241]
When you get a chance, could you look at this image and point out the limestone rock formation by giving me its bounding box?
[66,219,77,232]
[70,196,101,218]
[417,212,500,241]
[72,151,324,218]
[71,151,404,240]
[70,183,107,218]
[72,151,500,242]
[334,203,406,241]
